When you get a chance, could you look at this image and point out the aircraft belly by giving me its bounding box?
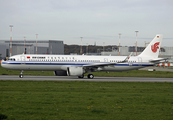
[1,64,18,70]
[102,66,143,71]
[24,65,62,71]
[2,64,62,71]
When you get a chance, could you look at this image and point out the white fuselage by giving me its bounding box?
[1,54,154,72]
[1,34,163,78]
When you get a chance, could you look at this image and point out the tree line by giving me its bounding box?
[64,44,118,55]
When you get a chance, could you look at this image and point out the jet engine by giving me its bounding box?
[54,70,67,76]
[67,67,84,76]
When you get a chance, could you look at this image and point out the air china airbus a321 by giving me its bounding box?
[1,34,166,79]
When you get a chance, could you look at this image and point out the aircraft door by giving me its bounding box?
[104,58,108,63]
[138,57,142,66]
[20,55,25,64]
[129,62,133,67]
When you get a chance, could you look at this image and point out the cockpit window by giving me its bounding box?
[8,58,15,61]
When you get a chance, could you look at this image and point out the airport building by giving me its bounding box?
[0,40,64,59]
[101,46,173,62]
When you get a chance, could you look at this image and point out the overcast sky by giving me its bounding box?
[0,0,173,47]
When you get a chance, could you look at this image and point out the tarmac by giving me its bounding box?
[0,75,173,82]
[0,66,173,82]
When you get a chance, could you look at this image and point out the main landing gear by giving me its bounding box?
[87,74,94,79]
[19,70,24,78]
[78,74,94,79]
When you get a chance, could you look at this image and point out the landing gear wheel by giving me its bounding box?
[87,74,94,79]
[78,74,84,78]
[19,74,23,78]
[19,70,24,78]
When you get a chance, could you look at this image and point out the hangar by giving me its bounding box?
[0,40,64,58]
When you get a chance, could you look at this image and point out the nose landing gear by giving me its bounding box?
[19,70,24,78]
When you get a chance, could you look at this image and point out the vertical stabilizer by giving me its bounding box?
[138,34,163,58]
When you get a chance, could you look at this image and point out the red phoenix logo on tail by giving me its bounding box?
[151,42,160,53]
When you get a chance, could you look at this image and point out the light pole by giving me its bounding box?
[29,43,30,54]
[119,33,121,56]
[9,25,13,57]
[50,43,52,54]
[86,43,88,54]
[80,37,83,55]
[36,34,38,54]
[135,31,139,56]
[24,36,26,54]
[103,42,105,55]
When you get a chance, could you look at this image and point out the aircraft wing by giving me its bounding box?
[83,62,118,68]
[122,52,133,62]
[149,58,168,63]
[82,53,132,68]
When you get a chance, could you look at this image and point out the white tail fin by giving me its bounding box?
[138,34,163,58]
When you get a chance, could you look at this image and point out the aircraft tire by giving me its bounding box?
[19,74,23,78]
[87,74,94,79]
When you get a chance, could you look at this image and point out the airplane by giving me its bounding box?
[1,34,166,79]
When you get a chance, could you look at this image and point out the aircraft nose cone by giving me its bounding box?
[1,60,7,68]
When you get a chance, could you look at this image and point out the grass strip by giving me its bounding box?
[0,81,173,120]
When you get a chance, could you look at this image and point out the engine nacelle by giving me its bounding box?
[54,70,67,76]
[67,67,84,76]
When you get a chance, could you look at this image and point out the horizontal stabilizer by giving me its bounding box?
[149,58,168,63]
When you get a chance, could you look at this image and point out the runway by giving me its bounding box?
[0,75,173,82]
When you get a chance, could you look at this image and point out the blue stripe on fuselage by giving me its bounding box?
[2,61,153,67]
